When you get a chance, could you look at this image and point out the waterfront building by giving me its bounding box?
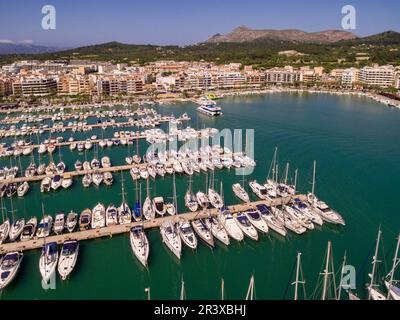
[341,68,360,87]
[265,67,301,84]
[360,65,395,87]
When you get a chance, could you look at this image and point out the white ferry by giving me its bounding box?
[197,104,223,116]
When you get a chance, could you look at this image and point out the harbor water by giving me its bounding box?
[1,92,400,299]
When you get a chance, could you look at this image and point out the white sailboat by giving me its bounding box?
[384,233,400,300]
[191,219,214,247]
[234,213,258,241]
[256,204,286,237]
[0,251,23,289]
[106,204,118,226]
[0,198,10,244]
[232,182,250,203]
[118,173,132,224]
[219,209,244,242]
[143,178,155,220]
[204,216,230,246]
[160,220,182,259]
[91,203,106,229]
[130,225,149,267]
[20,217,37,241]
[178,219,198,249]
[39,242,59,284]
[185,178,198,212]
[367,228,387,300]
[244,209,269,234]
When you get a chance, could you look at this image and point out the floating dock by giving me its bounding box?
[0,195,305,254]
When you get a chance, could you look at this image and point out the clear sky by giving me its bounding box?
[0,0,399,47]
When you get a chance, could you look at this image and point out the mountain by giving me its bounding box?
[0,43,66,55]
[342,30,400,45]
[206,25,357,44]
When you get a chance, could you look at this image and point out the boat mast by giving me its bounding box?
[173,172,177,213]
[120,171,126,203]
[294,169,298,193]
[284,163,289,185]
[144,287,151,300]
[220,180,224,203]
[180,277,186,300]
[368,227,382,300]
[321,241,332,300]
[221,278,225,300]
[337,251,347,300]
[0,196,6,222]
[267,147,277,182]
[245,275,255,300]
[386,233,400,299]
[9,197,15,223]
[293,252,305,300]
[311,160,316,195]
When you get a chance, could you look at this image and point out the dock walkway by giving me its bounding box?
[0,195,305,254]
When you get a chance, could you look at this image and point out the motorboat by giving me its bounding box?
[79,208,91,230]
[292,198,323,226]
[219,209,244,242]
[91,203,106,228]
[191,219,214,247]
[256,204,286,237]
[234,213,258,241]
[74,160,83,171]
[244,209,269,234]
[283,205,314,230]
[92,172,103,186]
[40,177,52,193]
[204,216,230,245]
[36,215,53,238]
[178,219,197,249]
[57,240,79,280]
[0,219,10,244]
[130,226,149,267]
[101,156,111,168]
[0,252,23,289]
[160,221,181,259]
[249,180,269,200]
[106,204,118,226]
[103,172,113,186]
[61,178,73,189]
[51,175,63,190]
[166,203,176,215]
[53,212,65,234]
[65,211,78,232]
[153,197,166,216]
[17,181,29,197]
[39,242,59,284]
[282,214,307,235]
[185,190,198,212]
[307,193,345,226]
[232,183,250,203]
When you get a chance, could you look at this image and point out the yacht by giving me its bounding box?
[219,209,244,242]
[178,219,197,249]
[0,252,23,289]
[307,193,345,226]
[101,156,111,168]
[106,204,118,226]
[79,208,91,230]
[143,196,155,220]
[292,198,323,226]
[92,172,103,186]
[36,215,53,238]
[232,183,250,203]
[58,240,79,280]
[56,161,66,174]
[129,226,149,267]
[166,203,176,215]
[196,191,209,208]
[39,242,59,284]
[256,204,286,237]
[17,181,29,197]
[82,174,92,187]
[9,218,25,241]
[153,197,166,216]
[244,209,269,234]
[51,175,63,190]
[204,216,230,246]
[160,221,181,259]
[282,214,307,235]
[74,160,83,171]
[133,199,142,222]
[284,205,314,230]
[91,203,106,229]
[61,178,73,189]
[0,219,10,244]
[191,219,214,247]
[53,212,65,234]
[208,188,223,209]
[82,161,91,171]
[249,180,268,199]
[197,104,223,116]
[65,211,78,232]
[40,177,51,192]
[234,213,258,241]
[118,202,131,224]
[103,172,113,186]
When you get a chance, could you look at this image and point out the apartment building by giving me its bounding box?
[212,71,246,89]
[11,76,58,96]
[360,65,395,87]
[341,68,360,87]
[0,79,13,96]
[265,67,301,84]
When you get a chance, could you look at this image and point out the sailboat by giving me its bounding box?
[178,219,197,249]
[0,251,23,289]
[160,220,181,259]
[185,178,198,212]
[204,215,230,245]
[39,242,59,284]
[106,204,119,226]
[234,212,258,241]
[320,241,337,300]
[367,228,387,300]
[292,252,306,300]
[36,205,53,239]
[191,219,214,247]
[9,198,25,242]
[57,240,79,280]
[232,182,250,203]
[256,204,286,237]
[245,275,255,300]
[307,161,345,226]
[20,217,37,241]
[219,209,244,242]
[130,225,149,267]
[91,203,106,229]
[143,178,155,220]
[384,233,400,300]
[118,173,132,224]
[0,197,10,244]
[208,174,223,209]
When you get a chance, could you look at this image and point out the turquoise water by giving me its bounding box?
[1,92,399,300]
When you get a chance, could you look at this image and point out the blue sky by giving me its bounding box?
[0,0,399,47]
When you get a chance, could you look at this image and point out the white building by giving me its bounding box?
[265,67,301,84]
[360,65,395,87]
[341,68,360,87]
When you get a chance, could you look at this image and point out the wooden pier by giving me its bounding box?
[0,195,305,254]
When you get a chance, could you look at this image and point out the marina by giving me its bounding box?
[0,93,398,299]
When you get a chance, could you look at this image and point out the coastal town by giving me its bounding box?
[1,59,400,108]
